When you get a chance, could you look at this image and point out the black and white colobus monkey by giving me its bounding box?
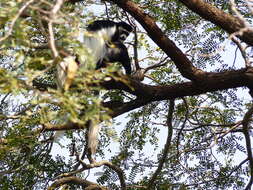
[85,20,133,159]
[56,20,133,160]
[86,20,133,74]
[56,20,133,90]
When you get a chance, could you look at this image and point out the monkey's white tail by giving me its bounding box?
[87,121,100,155]
[56,56,78,91]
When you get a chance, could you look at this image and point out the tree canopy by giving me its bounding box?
[0,0,253,189]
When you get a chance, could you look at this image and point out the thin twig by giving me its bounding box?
[48,0,64,58]
[242,105,253,189]
[144,56,169,72]
[104,1,110,19]
[133,25,139,70]
[148,100,175,189]
[232,37,250,67]
[176,98,189,159]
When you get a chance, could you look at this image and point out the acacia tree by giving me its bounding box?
[1,0,253,189]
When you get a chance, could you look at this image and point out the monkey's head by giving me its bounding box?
[117,21,133,42]
[86,20,133,43]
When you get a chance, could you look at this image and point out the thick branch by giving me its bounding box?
[108,0,203,81]
[55,160,125,190]
[48,176,107,190]
[178,0,253,46]
[80,160,126,190]
[40,67,253,130]
[43,122,83,131]
[103,67,253,101]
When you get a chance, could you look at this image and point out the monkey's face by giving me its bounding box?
[118,26,131,42]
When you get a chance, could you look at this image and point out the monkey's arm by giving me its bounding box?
[98,42,132,75]
[119,47,131,75]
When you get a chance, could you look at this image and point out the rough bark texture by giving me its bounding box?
[179,0,253,46]
[109,0,203,81]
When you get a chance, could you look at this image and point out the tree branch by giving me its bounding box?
[108,0,203,81]
[48,176,108,190]
[148,100,175,188]
[242,105,253,189]
[102,67,253,101]
[178,0,253,46]
[35,67,253,127]
[43,121,83,131]
[54,160,126,190]
[48,0,64,58]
